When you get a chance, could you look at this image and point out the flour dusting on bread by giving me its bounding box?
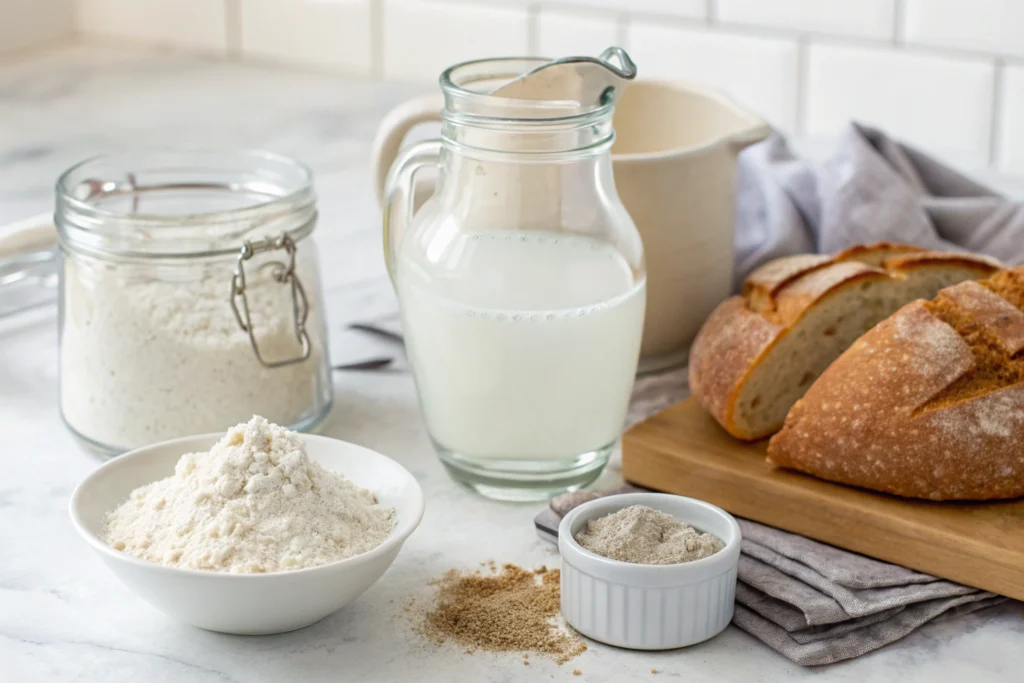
[690,243,1001,441]
[768,265,1024,501]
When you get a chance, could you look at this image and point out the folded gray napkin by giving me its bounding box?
[734,122,1024,288]
[535,491,1007,666]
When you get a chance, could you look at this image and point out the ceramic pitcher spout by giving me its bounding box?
[705,86,772,156]
[727,119,773,154]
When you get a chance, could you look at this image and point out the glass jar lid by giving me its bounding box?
[55,149,317,260]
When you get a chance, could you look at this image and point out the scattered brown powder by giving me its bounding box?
[573,669,582,676]
[419,563,586,663]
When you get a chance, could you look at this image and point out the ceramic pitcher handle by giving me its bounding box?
[370,93,445,207]
[0,212,56,260]
[382,139,442,277]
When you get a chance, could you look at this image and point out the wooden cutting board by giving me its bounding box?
[621,397,1024,601]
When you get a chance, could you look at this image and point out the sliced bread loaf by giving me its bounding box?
[767,267,1024,500]
[689,244,1001,440]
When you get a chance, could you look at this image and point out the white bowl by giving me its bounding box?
[69,433,424,635]
[558,492,741,650]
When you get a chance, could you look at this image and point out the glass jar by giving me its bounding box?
[383,58,646,501]
[56,150,332,456]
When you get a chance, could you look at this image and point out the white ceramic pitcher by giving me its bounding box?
[372,80,770,372]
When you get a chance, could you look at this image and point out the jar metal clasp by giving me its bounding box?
[229,233,311,368]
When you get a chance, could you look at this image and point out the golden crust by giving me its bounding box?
[768,288,1024,501]
[689,244,1002,442]
[689,297,781,438]
[939,281,1024,355]
[770,262,883,326]
[834,242,924,266]
[744,254,833,313]
[886,251,1004,272]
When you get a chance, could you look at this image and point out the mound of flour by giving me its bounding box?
[103,416,395,573]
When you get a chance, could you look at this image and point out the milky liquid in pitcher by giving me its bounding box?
[396,230,645,460]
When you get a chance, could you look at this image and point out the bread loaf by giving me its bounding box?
[768,267,1024,501]
[689,244,1001,440]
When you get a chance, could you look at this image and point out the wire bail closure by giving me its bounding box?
[230,233,311,368]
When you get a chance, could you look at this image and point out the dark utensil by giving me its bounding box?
[347,322,405,345]
[332,356,393,371]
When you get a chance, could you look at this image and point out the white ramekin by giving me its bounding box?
[558,492,741,650]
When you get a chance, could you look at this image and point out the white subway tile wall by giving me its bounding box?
[4,0,1024,174]
[903,0,1024,58]
[716,0,895,40]
[514,0,706,20]
[806,43,994,167]
[536,8,620,59]
[76,0,229,54]
[240,0,372,73]
[383,1,529,81]
[628,22,800,131]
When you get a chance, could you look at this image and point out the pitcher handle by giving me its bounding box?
[0,212,56,260]
[371,93,445,207]
[382,139,442,278]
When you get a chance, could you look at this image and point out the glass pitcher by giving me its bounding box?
[383,58,646,501]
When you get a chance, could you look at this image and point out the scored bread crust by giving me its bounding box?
[687,297,782,432]
[690,264,887,439]
[767,272,1024,501]
[689,244,1001,441]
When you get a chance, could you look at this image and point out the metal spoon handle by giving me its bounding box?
[333,357,394,371]
[347,322,405,345]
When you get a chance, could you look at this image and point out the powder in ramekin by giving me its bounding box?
[575,504,724,565]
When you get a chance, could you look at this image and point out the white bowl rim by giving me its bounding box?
[69,431,425,580]
[558,492,742,574]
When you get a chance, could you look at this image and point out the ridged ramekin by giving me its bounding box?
[558,492,741,650]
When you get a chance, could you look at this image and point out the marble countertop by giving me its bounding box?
[1,45,1021,683]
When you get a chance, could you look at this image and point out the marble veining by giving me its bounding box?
[1,45,1021,682]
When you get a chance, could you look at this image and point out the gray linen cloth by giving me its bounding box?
[734,122,1024,288]
[535,493,1006,666]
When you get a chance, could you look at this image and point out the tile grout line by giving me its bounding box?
[892,0,905,45]
[795,35,811,136]
[989,59,1006,168]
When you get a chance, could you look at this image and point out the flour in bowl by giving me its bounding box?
[103,416,395,573]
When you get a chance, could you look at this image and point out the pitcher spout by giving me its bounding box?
[728,119,772,154]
